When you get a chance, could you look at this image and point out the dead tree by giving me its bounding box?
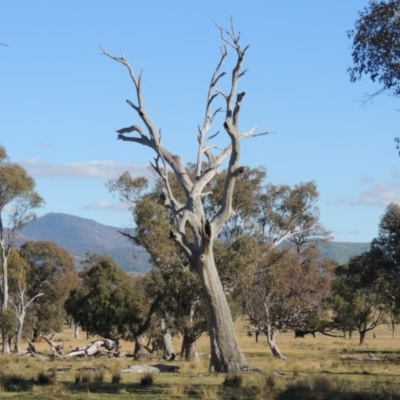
[100,20,267,372]
[41,332,64,356]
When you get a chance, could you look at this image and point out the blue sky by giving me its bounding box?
[1,1,399,243]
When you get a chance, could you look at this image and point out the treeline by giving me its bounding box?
[1,146,399,365]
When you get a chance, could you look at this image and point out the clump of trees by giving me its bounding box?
[0,145,44,353]
[0,144,81,353]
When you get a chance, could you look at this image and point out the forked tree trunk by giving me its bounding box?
[181,334,199,362]
[195,250,249,372]
[266,327,286,359]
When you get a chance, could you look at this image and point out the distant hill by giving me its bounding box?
[16,213,369,273]
[18,213,152,273]
[318,241,370,265]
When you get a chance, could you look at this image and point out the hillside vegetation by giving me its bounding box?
[19,213,151,273]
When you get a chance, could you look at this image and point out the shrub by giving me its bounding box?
[37,371,57,386]
[0,372,33,392]
[223,372,243,387]
[111,372,121,384]
[140,373,154,386]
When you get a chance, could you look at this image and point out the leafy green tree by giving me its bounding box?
[361,203,400,335]
[65,254,159,359]
[18,241,78,340]
[348,0,400,97]
[0,145,44,353]
[332,260,390,345]
[7,250,44,351]
[66,255,134,338]
[108,176,208,361]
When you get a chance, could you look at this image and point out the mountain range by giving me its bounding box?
[18,213,151,273]
[17,213,370,273]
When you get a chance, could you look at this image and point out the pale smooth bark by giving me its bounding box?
[265,327,286,359]
[74,324,80,339]
[160,318,175,360]
[101,21,267,372]
[10,268,43,352]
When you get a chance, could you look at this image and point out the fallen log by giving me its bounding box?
[121,364,160,374]
[151,364,180,373]
[64,339,120,358]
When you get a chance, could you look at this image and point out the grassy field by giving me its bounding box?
[1,322,400,399]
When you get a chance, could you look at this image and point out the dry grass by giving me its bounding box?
[2,322,400,398]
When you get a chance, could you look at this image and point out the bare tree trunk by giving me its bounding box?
[1,254,10,354]
[32,328,42,342]
[181,334,199,362]
[359,330,366,345]
[160,318,175,360]
[266,327,286,359]
[134,335,145,359]
[195,252,249,372]
[14,312,25,352]
[74,324,80,339]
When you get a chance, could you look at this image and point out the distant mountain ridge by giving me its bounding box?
[18,213,151,273]
[17,213,370,273]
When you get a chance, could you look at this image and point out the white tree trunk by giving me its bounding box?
[1,254,10,354]
[74,324,80,339]
[266,327,286,359]
[160,318,175,360]
[14,312,25,352]
[195,250,249,372]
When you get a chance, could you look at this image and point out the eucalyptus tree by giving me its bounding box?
[343,203,400,338]
[18,241,78,340]
[243,246,333,358]
[238,180,333,358]
[0,145,44,353]
[348,0,400,98]
[108,175,208,361]
[66,254,160,359]
[7,250,44,352]
[101,22,269,372]
[332,260,390,345]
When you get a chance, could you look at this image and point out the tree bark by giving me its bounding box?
[14,312,25,352]
[160,318,175,360]
[134,335,145,359]
[74,324,80,339]
[195,250,249,372]
[266,327,286,359]
[181,334,199,362]
[1,254,10,354]
[359,330,366,345]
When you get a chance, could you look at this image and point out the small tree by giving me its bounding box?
[332,260,390,345]
[0,145,44,353]
[8,250,43,352]
[18,241,78,340]
[101,22,270,372]
[243,246,333,358]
